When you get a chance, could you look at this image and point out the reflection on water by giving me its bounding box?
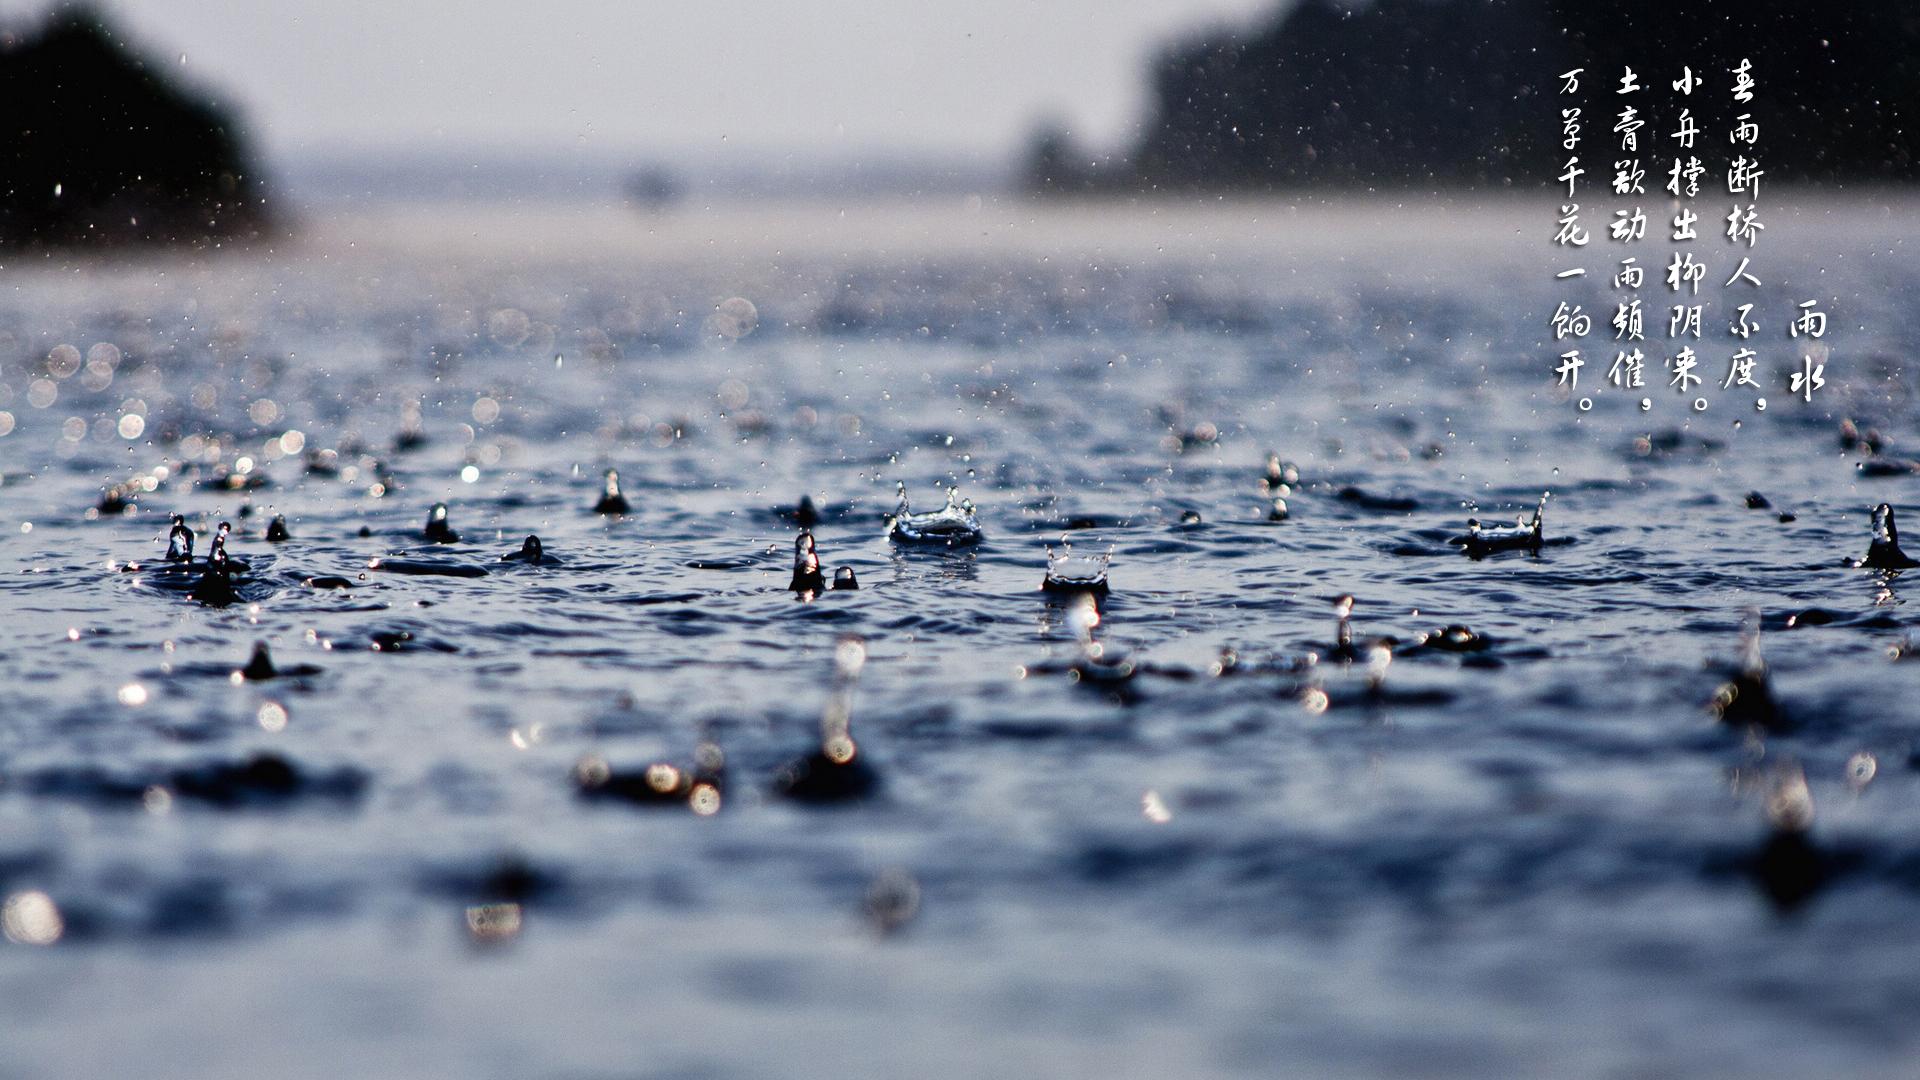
[2,196,1920,1077]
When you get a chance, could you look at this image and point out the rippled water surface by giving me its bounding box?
[3,196,1920,1078]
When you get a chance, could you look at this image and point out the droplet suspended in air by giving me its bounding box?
[2,891,63,946]
[707,297,759,340]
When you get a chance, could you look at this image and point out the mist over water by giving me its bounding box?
[3,194,1920,1078]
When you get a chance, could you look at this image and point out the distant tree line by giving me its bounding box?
[1027,0,1920,193]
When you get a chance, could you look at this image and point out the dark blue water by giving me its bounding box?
[2,196,1918,1078]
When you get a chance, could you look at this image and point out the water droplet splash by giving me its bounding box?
[789,529,825,593]
[423,502,459,544]
[190,522,238,607]
[774,635,880,803]
[1452,491,1549,558]
[594,468,631,515]
[1043,534,1111,596]
[501,535,560,566]
[1855,503,1919,569]
[1711,611,1785,733]
[1264,451,1300,495]
[887,482,983,545]
[165,513,194,561]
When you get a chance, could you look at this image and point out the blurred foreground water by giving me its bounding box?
[2,194,1919,1078]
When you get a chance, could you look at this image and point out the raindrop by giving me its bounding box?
[1846,751,1877,790]
[46,344,81,379]
[2,891,63,946]
[707,297,759,340]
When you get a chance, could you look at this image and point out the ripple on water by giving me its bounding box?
[2,201,1920,1076]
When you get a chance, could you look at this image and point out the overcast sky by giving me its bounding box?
[4,0,1275,162]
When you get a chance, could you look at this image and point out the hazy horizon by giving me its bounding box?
[0,0,1275,170]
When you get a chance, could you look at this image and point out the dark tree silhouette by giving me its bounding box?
[1028,0,1920,193]
[1551,0,1920,184]
[1022,122,1103,194]
[0,4,273,248]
